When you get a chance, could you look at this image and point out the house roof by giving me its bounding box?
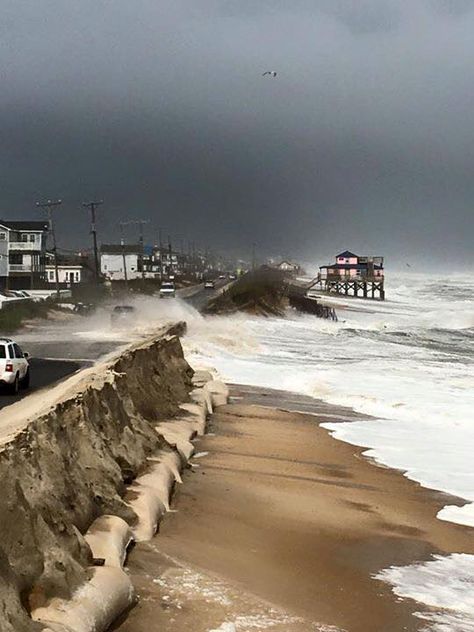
[0,220,49,231]
[101,244,142,254]
[46,252,92,267]
[45,263,83,269]
[336,250,358,258]
[320,263,383,270]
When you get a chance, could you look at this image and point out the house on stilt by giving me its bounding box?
[310,251,385,300]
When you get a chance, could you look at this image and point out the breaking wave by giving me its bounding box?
[184,272,474,631]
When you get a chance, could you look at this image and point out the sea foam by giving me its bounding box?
[184,271,474,630]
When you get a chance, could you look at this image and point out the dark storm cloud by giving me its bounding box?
[1,1,474,267]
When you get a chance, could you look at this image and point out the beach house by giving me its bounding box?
[313,250,385,300]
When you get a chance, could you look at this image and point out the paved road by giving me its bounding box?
[0,280,230,410]
[182,279,229,311]
[0,357,86,409]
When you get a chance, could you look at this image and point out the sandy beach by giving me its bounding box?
[114,385,474,632]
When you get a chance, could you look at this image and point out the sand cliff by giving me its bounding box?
[0,323,226,632]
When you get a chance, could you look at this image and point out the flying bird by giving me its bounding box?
[262,71,277,77]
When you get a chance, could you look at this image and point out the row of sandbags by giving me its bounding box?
[35,373,229,632]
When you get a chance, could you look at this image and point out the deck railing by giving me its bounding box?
[8,241,42,251]
[319,273,384,282]
[8,264,33,272]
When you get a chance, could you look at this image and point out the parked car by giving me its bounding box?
[6,290,30,298]
[0,338,30,394]
[159,282,176,298]
[111,305,136,327]
[204,280,215,289]
[218,274,226,279]
[229,274,237,280]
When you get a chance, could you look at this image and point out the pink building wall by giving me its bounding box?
[328,267,358,276]
[328,267,383,277]
[337,256,358,265]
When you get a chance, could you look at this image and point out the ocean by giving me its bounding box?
[183,272,474,631]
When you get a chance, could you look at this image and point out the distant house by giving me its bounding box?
[100,244,143,280]
[0,220,49,290]
[101,244,193,281]
[276,260,301,274]
[313,250,385,300]
[45,253,94,286]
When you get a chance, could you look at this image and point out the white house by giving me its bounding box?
[100,244,142,280]
[101,244,192,280]
[45,264,84,285]
[277,260,300,274]
[44,252,94,286]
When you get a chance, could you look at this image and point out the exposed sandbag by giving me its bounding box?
[149,451,183,485]
[126,483,166,542]
[84,516,133,569]
[180,401,206,424]
[190,387,213,415]
[205,380,230,407]
[191,370,214,387]
[126,451,181,541]
[155,420,196,461]
[33,566,134,632]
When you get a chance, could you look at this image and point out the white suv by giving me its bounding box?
[159,282,176,298]
[0,338,30,394]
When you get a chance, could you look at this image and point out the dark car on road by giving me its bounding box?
[111,305,136,327]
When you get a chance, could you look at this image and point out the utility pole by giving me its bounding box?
[136,220,150,280]
[158,228,164,279]
[36,199,62,299]
[119,219,149,286]
[122,219,150,280]
[119,222,129,290]
[168,236,172,278]
[82,200,103,282]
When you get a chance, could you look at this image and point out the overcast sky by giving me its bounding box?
[1,0,474,267]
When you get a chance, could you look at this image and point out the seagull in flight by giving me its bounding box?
[262,71,277,77]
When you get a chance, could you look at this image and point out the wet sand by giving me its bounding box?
[114,385,474,632]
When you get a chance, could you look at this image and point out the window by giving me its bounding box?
[29,234,36,242]
[9,253,23,265]
[0,233,6,241]
[0,346,6,359]
[8,345,14,359]
[13,344,24,358]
